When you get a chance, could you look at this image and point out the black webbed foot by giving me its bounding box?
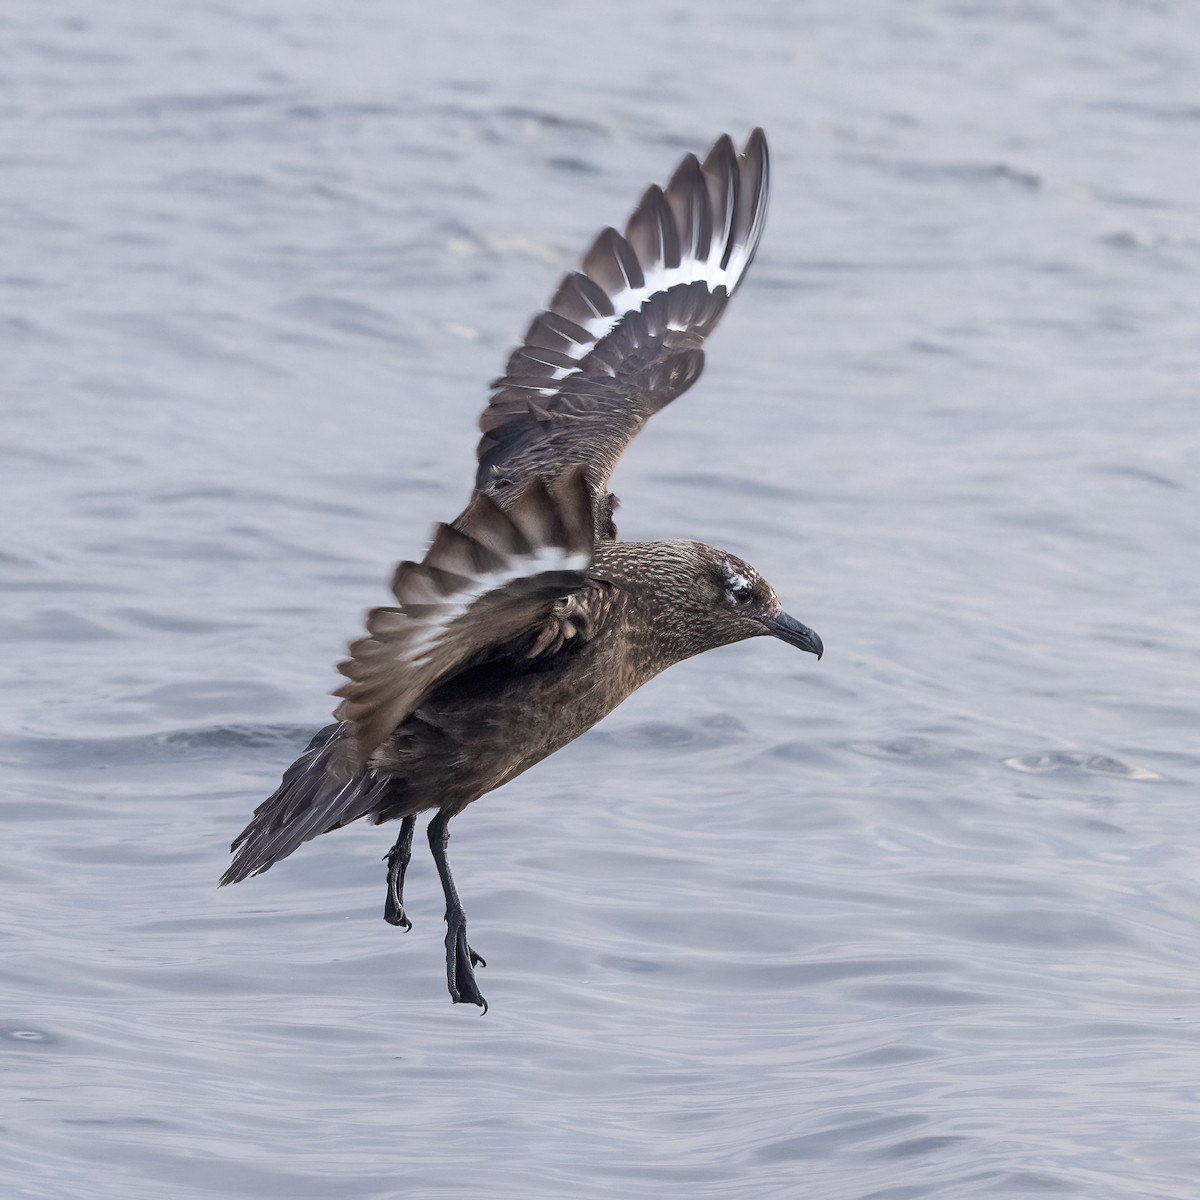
[445,906,488,1012]
[428,811,488,1013]
[382,816,415,931]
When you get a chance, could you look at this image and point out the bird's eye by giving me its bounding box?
[726,577,754,606]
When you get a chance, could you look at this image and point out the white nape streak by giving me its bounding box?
[407,545,591,666]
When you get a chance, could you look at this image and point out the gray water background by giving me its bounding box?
[3,3,1199,1197]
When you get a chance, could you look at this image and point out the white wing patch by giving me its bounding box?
[407,544,592,666]
[502,130,768,374]
[568,251,741,359]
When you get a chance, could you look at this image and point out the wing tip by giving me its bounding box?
[586,126,772,321]
[527,127,773,353]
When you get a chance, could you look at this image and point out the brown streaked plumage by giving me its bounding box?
[221,130,823,1011]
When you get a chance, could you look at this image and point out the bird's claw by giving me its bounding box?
[383,891,412,931]
[446,911,488,1012]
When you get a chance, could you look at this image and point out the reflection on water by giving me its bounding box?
[3,2,1199,1198]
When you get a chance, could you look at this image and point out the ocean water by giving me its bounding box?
[3,3,1199,1197]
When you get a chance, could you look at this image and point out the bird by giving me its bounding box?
[220,129,823,1011]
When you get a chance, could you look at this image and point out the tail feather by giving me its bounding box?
[220,722,392,885]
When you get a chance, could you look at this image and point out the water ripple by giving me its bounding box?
[3,2,1198,1198]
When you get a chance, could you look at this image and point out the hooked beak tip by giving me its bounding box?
[763,612,823,660]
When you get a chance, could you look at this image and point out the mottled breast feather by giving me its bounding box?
[474,129,770,534]
[334,469,595,767]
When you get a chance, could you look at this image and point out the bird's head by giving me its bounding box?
[642,541,823,664]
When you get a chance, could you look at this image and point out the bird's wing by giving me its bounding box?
[220,721,392,885]
[473,129,770,526]
[333,469,595,766]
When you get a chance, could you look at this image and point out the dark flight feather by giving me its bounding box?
[220,722,390,885]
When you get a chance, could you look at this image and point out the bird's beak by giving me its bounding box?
[762,612,823,660]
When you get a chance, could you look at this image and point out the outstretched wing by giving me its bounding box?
[333,469,594,766]
[474,129,770,516]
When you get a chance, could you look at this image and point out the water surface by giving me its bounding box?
[3,3,1199,1198]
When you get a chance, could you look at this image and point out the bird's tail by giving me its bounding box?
[220,722,393,886]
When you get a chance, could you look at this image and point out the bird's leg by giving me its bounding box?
[382,816,416,930]
[427,812,487,1012]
